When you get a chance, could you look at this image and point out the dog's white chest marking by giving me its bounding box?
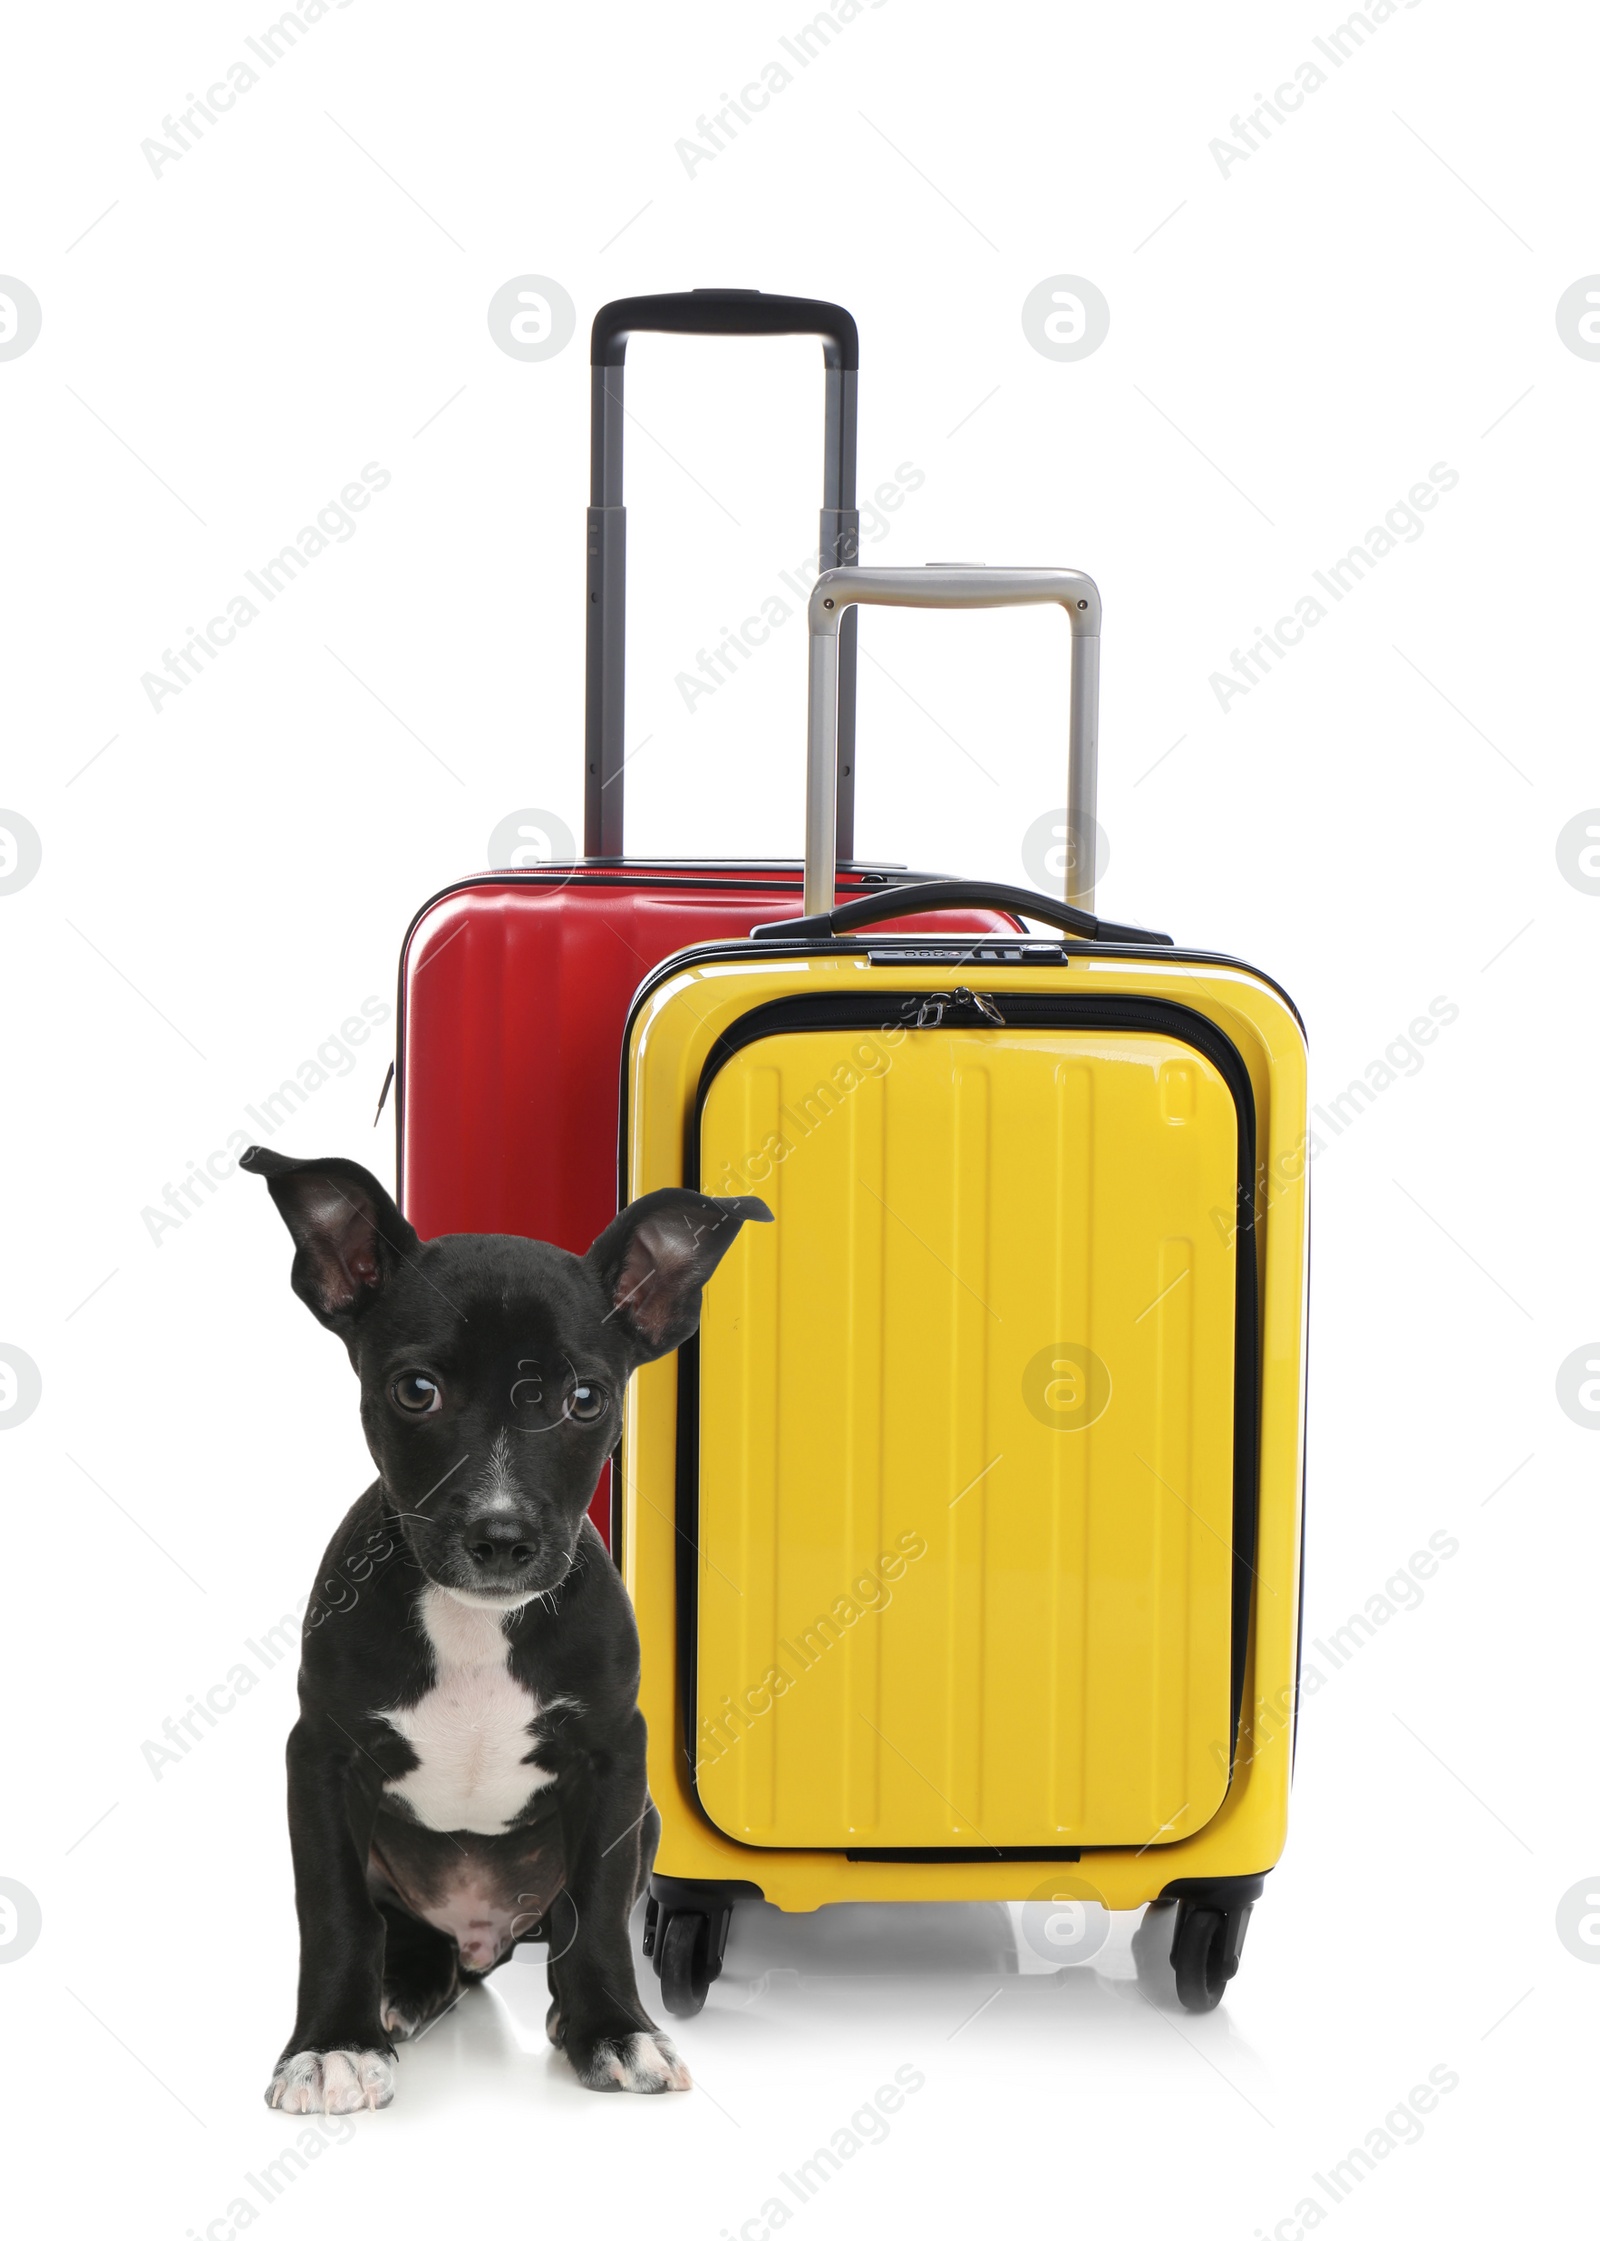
[381,1588,566,1836]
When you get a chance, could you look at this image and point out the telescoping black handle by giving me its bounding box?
[751,876,1173,947]
[585,289,860,859]
[591,289,859,369]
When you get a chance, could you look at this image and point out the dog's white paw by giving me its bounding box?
[575,2030,691,2094]
[266,2048,396,2114]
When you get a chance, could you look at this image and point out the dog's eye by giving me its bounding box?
[391,1373,442,1416]
[565,1383,606,1424]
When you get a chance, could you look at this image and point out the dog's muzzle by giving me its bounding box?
[426,1507,572,1602]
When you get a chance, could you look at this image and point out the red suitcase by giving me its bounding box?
[395,291,1017,1540]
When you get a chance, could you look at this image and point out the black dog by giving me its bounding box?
[242,1147,769,2111]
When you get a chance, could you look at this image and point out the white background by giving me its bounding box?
[1,1,1594,2233]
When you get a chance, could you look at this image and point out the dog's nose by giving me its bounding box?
[462,1516,539,1574]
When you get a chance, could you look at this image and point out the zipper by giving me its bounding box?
[673,987,1264,1833]
[914,985,1006,1027]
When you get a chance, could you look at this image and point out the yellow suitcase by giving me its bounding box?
[619,567,1308,2016]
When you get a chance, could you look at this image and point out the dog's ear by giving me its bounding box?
[587,1188,772,1363]
[241,1148,420,1331]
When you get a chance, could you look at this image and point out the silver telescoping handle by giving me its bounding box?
[804,564,1102,918]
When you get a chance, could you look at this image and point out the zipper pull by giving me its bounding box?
[912,988,1006,1028]
[953,986,1005,1024]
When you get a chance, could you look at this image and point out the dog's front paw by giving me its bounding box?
[265,2048,397,2114]
[571,2029,691,2094]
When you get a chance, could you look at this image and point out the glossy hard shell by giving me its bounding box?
[620,942,1308,1911]
[693,1022,1240,1852]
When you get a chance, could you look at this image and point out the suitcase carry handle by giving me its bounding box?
[799,564,1102,917]
[751,875,1170,946]
[585,289,860,860]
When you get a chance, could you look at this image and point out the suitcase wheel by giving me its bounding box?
[1133,1894,1254,2013]
[645,1889,735,2019]
[657,1911,714,2018]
